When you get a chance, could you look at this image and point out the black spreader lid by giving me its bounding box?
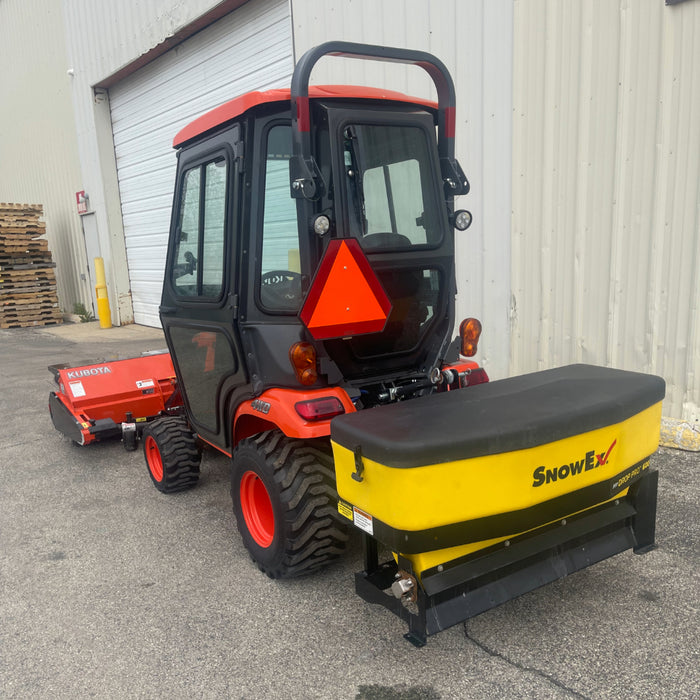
[331,364,665,469]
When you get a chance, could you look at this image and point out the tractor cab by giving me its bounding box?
[161,43,475,454]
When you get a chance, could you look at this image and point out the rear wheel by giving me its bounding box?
[143,416,201,493]
[231,430,348,578]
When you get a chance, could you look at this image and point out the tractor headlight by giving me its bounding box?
[453,209,472,231]
[312,214,331,236]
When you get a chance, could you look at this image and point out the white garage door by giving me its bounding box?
[109,0,293,327]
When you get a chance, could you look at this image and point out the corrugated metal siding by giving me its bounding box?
[62,0,237,85]
[109,0,293,326]
[290,0,514,378]
[0,0,92,316]
[511,0,700,420]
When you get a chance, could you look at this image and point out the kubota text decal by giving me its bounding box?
[66,366,112,379]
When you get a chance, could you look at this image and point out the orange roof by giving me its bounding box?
[173,84,437,147]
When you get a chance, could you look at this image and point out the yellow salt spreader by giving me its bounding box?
[331,364,664,646]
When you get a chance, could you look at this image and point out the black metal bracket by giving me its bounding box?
[630,468,658,553]
[440,157,470,196]
[355,535,428,647]
[289,154,325,201]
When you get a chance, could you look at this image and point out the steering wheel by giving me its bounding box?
[260,270,302,309]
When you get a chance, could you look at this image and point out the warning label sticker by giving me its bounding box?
[353,506,374,535]
[69,381,86,398]
[337,500,353,521]
[136,379,155,389]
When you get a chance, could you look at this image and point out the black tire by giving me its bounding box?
[143,416,201,493]
[231,430,349,578]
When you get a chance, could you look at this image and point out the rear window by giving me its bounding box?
[348,267,442,356]
[343,124,443,251]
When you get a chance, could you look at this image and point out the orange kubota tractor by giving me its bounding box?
[49,42,665,646]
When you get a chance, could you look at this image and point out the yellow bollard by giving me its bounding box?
[94,257,112,329]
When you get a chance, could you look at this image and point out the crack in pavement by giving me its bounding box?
[464,622,590,699]
[0,439,43,449]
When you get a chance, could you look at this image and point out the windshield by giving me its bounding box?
[343,123,443,250]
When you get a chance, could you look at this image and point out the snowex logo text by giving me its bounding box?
[531,439,617,488]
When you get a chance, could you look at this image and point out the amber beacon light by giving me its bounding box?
[459,318,482,357]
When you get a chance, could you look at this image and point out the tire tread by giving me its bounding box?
[232,431,349,578]
[143,416,200,493]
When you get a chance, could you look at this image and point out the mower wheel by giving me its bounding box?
[143,416,200,493]
[231,430,349,579]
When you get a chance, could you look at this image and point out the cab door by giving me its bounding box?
[159,128,248,452]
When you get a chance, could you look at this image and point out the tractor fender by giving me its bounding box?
[233,386,356,446]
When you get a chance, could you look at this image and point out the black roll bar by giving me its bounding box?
[289,41,468,200]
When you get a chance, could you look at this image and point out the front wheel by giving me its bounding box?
[143,416,201,493]
[231,431,348,578]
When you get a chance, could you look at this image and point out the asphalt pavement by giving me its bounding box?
[1,322,698,699]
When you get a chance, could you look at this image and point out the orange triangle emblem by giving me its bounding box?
[300,239,392,340]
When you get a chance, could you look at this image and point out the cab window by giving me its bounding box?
[259,125,301,312]
[343,124,442,250]
[172,157,227,297]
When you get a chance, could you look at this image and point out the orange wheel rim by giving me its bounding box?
[145,436,163,481]
[240,470,274,547]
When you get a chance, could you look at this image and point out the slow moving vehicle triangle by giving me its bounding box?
[300,238,392,340]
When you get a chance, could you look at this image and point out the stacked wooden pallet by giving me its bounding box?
[0,204,63,329]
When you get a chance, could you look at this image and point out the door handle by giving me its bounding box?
[159,305,177,314]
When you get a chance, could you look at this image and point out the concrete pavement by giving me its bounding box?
[1,322,698,699]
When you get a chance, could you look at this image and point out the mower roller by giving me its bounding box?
[49,41,665,645]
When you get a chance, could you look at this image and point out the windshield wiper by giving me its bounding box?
[343,126,366,235]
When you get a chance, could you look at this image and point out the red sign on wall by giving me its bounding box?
[76,191,88,215]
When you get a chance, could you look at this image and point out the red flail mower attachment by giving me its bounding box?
[48,351,183,450]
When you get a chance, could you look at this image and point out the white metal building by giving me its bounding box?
[511,0,700,434]
[0,0,697,429]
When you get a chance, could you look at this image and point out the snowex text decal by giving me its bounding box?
[532,439,617,488]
